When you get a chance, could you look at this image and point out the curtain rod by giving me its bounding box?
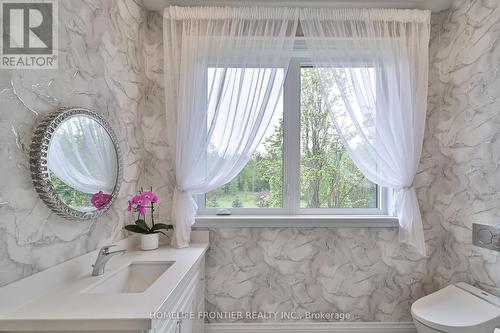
[143,0,453,13]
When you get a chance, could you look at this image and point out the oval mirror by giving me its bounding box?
[30,108,122,220]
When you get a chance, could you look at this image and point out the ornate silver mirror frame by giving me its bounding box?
[30,108,123,220]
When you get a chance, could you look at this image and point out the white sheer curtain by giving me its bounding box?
[48,116,118,194]
[300,8,430,255]
[164,6,298,247]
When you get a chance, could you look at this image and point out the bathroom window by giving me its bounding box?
[197,59,390,222]
[205,101,284,210]
[299,67,377,210]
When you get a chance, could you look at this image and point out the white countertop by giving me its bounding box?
[0,232,209,331]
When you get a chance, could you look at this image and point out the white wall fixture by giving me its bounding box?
[472,223,500,252]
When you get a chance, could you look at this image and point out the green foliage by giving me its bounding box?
[299,68,376,208]
[255,190,270,208]
[209,196,219,207]
[49,172,93,209]
[151,223,174,231]
[257,119,283,208]
[124,224,150,235]
[231,196,242,208]
[205,67,376,209]
[135,219,150,232]
[206,190,260,208]
[124,218,173,235]
[150,223,174,236]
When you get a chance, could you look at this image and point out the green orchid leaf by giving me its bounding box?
[151,223,173,231]
[125,224,150,235]
[135,219,151,232]
[154,230,167,236]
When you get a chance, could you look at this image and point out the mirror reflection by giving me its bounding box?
[47,116,118,213]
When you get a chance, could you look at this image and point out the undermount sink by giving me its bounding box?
[83,261,174,294]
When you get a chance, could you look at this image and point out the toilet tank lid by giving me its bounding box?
[411,283,500,330]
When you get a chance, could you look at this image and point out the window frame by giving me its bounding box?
[195,57,397,226]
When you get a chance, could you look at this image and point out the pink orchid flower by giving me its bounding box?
[137,204,146,216]
[125,189,164,234]
[91,191,112,209]
[127,191,159,217]
[131,194,149,206]
[140,191,158,203]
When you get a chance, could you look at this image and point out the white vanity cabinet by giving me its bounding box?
[0,232,209,333]
[151,257,205,333]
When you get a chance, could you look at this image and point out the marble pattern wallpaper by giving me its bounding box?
[2,0,500,325]
[0,0,148,286]
[140,12,175,223]
[205,228,431,322]
[423,0,500,296]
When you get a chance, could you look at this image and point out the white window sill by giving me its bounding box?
[193,215,399,228]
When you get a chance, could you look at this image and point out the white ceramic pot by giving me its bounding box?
[140,233,159,251]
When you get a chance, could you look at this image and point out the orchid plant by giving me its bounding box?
[91,191,112,209]
[125,188,173,235]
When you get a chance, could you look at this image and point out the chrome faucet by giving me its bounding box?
[92,245,127,276]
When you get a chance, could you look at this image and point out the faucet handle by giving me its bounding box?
[100,245,116,254]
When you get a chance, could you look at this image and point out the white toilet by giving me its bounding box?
[411,282,500,333]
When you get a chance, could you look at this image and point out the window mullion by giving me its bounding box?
[283,59,301,215]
